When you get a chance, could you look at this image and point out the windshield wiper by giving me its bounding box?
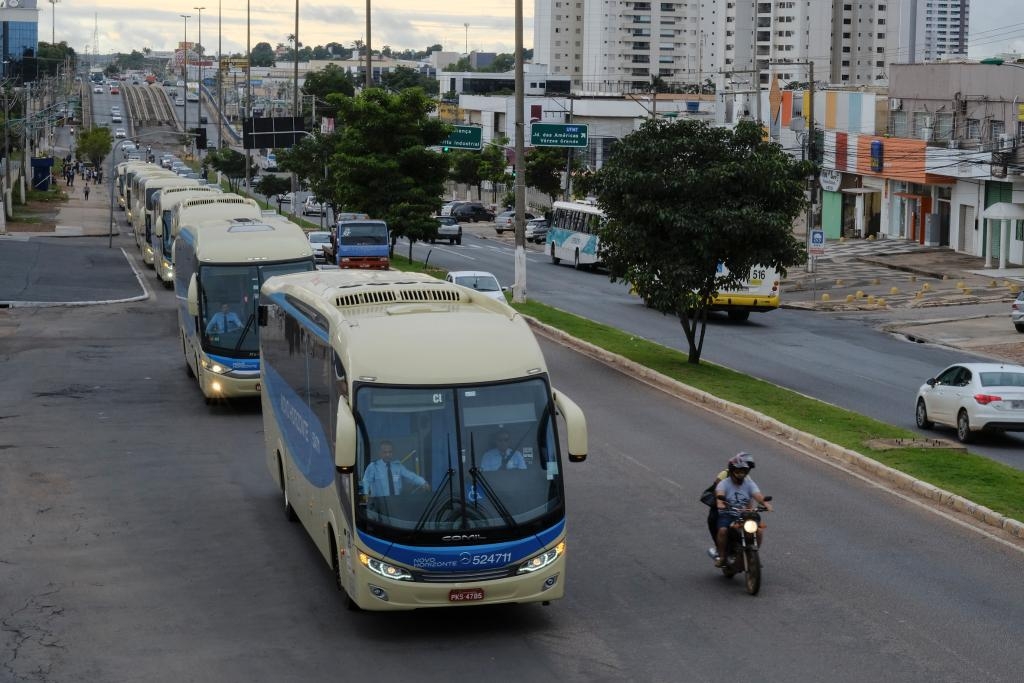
[412,442,458,535]
[467,439,518,531]
[233,313,256,352]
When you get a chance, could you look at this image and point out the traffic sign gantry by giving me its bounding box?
[440,125,483,150]
[531,123,589,148]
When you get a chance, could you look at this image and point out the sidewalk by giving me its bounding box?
[782,237,1023,311]
[0,176,117,240]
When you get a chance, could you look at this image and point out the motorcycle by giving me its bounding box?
[715,495,772,595]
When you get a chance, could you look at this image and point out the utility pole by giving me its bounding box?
[564,94,574,200]
[365,0,372,89]
[805,60,817,273]
[512,0,526,303]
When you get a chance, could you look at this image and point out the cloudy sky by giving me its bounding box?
[46,0,1024,61]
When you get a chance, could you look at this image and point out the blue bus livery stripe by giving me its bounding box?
[358,519,566,572]
[549,227,599,256]
[266,292,330,344]
[263,362,335,487]
[206,352,259,372]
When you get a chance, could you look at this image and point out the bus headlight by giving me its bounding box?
[200,358,228,374]
[359,552,413,581]
[517,541,565,574]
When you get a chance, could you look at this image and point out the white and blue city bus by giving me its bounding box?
[547,200,605,269]
[258,270,588,610]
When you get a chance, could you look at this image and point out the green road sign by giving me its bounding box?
[531,123,589,148]
[440,125,483,150]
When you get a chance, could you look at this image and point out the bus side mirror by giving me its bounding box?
[153,220,162,237]
[257,305,267,327]
[553,388,587,462]
[187,274,199,317]
[334,403,357,474]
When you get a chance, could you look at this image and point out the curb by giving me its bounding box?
[523,315,1024,542]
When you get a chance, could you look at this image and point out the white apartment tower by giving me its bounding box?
[898,0,970,62]
[533,0,905,93]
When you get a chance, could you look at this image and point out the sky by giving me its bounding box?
[46,0,1024,62]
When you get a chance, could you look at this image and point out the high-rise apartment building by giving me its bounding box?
[898,0,969,63]
[0,0,40,82]
[533,0,905,93]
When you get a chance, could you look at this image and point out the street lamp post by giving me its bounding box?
[47,0,59,45]
[195,5,205,151]
[217,0,223,149]
[181,14,191,157]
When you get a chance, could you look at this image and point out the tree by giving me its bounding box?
[479,137,509,204]
[591,119,810,364]
[303,63,355,113]
[203,148,256,193]
[381,66,439,95]
[448,150,482,199]
[328,88,449,258]
[277,133,340,214]
[76,127,112,168]
[258,174,292,204]
[250,42,275,67]
[525,146,571,205]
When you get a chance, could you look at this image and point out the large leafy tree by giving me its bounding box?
[250,42,275,67]
[479,136,510,204]
[526,146,573,205]
[448,150,482,200]
[329,88,449,256]
[592,119,810,364]
[381,66,439,95]
[277,133,341,214]
[302,64,354,120]
[76,127,112,168]
[203,148,256,193]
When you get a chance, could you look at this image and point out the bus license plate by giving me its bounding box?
[449,588,485,602]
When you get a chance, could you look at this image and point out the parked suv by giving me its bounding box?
[451,202,495,223]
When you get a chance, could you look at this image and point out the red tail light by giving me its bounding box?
[973,394,1003,405]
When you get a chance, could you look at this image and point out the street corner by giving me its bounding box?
[884,315,1024,364]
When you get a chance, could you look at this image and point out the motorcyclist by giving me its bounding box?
[713,453,772,567]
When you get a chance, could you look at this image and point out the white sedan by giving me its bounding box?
[445,270,506,303]
[915,362,1024,443]
[114,128,127,138]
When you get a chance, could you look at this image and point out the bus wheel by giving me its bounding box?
[728,310,750,322]
[279,456,298,522]
[550,244,560,264]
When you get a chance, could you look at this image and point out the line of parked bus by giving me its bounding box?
[116,160,589,612]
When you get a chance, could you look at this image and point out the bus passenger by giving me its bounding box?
[481,431,526,471]
[361,441,429,496]
[205,303,243,334]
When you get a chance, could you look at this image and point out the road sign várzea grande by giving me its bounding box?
[531,123,589,148]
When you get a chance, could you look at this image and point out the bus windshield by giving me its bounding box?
[200,260,315,356]
[354,377,564,543]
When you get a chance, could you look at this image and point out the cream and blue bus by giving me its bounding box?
[135,175,199,266]
[548,200,605,269]
[174,217,315,403]
[149,188,230,285]
[258,270,588,611]
[116,160,153,212]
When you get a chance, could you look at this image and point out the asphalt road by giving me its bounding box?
[402,228,1024,467]
[2,268,1023,681]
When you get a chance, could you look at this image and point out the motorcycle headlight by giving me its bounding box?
[517,541,565,574]
[359,552,413,581]
[743,519,759,534]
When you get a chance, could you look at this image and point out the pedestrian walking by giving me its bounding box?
[83,184,90,201]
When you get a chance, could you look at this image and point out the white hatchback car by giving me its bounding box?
[915,362,1024,443]
[306,231,332,262]
[445,270,506,302]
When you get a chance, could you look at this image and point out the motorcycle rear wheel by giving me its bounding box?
[743,549,761,595]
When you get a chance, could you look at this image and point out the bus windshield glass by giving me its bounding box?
[354,377,563,543]
[338,222,387,245]
[200,260,315,356]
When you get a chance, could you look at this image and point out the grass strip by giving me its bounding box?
[510,299,1024,521]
